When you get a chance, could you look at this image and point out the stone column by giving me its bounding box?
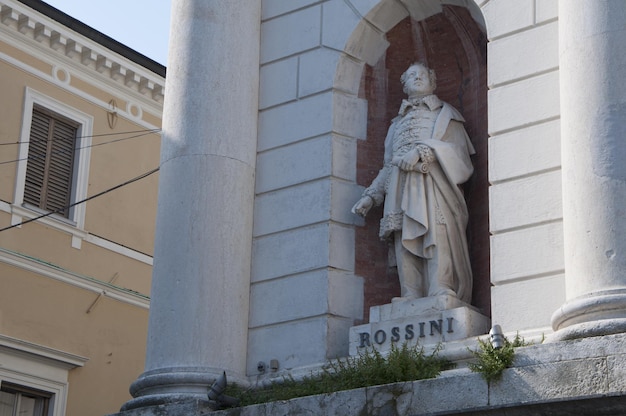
[122,0,261,410]
[552,0,626,340]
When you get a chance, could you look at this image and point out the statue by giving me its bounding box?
[352,63,475,303]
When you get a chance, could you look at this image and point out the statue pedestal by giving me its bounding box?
[348,295,490,356]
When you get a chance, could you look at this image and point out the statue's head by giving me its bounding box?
[401,63,437,97]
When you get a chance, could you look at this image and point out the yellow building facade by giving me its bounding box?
[0,1,163,414]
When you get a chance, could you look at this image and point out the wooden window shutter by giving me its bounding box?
[24,107,78,218]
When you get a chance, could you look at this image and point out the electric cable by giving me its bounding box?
[0,166,160,233]
[0,129,160,165]
[0,128,161,146]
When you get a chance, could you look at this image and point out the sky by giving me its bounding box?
[43,0,171,66]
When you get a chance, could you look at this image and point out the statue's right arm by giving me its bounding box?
[352,119,396,217]
[351,165,389,217]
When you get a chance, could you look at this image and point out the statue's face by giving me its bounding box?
[403,65,434,96]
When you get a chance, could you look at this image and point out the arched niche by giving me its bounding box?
[340,0,489,319]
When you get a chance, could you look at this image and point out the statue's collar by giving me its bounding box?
[398,94,442,115]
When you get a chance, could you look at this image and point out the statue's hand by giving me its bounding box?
[393,149,421,171]
[352,196,373,217]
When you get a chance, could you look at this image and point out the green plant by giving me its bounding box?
[225,343,453,407]
[468,333,528,383]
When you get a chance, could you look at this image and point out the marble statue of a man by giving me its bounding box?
[352,63,475,303]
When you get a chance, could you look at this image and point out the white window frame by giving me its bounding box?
[0,334,88,416]
[12,88,93,249]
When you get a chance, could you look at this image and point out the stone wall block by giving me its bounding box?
[607,354,626,393]
[489,170,562,233]
[249,270,331,328]
[252,223,354,282]
[344,21,390,66]
[488,21,558,87]
[398,0,442,21]
[252,224,332,282]
[261,0,320,20]
[489,358,609,406]
[258,92,365,152]
[246,317,331,374]
[366,381,414,415]
[488,71,560,135]
[260,6,321,64]
[489,120,560,183]
[491,221,564,283]
[328,271,364,320]
[482,0,533,40]
[514,334,626,367]
[321,1,362,52]
[258,92,333,151]
[246,316,353,374]
[253,179,331,237]
[332,135,357,182]
[249,269,363,328]
[241,389,367,416]
[408,372,488,413]
[259,57,298,109]
[329,223,355,273]
[299,48,342,97]
[335,55,365,95]
[363,372,489,415]
[331,179,364,226]
[270,389,367,416]
[255,134,356,194]
[535,0,558,23]
[491,275,565,331]
[332,93,368,140]
[349,0,407,33]
[255,136,332,193]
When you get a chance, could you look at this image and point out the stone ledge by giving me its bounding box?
[109,333,626,416]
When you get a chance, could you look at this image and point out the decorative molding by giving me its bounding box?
[0,0,164,107]
[0,334,88,368]
[1,205,153,265]
[0,48,161,130]
[85,234,153,266]
[0,247,150,309]
[10,204,87,249]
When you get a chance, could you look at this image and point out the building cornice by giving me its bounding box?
[0,247,150,310]
[0,333,88,369]
[17,0,165,77]
[0,0,165,105]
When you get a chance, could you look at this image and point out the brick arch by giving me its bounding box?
[337,1,489,320]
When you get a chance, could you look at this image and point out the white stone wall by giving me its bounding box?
[485,0,563,334]
[251,1,367,375]
[251,0,564,375]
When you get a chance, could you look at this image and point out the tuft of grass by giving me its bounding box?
[468,333,528,383]
[225,343,453,407]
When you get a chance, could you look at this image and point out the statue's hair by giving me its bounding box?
[400,62,437,93]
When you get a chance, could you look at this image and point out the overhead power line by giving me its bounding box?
[0,166,160,233]
[0,128,161,146]
[0,129,161,166]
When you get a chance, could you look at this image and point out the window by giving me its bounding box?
[0,383,51,416]
[13,88,93,248]
[0,334,87,416]
[23,106,78,219]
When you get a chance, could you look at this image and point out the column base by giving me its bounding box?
[110,398,214,416]
[551,289,626,341]
[120,366,243,412]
